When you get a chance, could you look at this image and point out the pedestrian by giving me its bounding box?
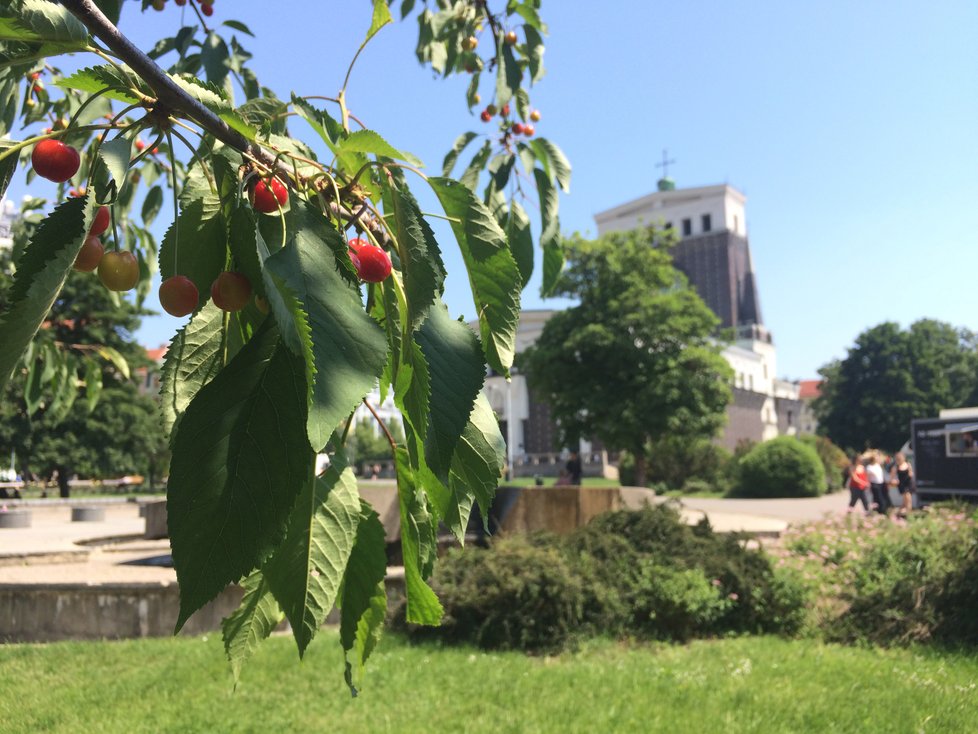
[866,451,889,514]
[846,454,870,514]
[889,451,915,518]
[565,451,582,486]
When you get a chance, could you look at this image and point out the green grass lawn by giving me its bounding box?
[1,633,977,733]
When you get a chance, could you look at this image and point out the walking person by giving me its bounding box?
[846,454,870,514]
[889,452,915,518]
[866,451,889,514]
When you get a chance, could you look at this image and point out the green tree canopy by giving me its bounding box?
[813,320,978,452]
[523,228,733,485]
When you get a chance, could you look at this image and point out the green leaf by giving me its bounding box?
[0,140,19,201]
[0,196,93,390]
[416,302,486,479]
[264,459,361,657]
[83,358,102,414]
[459,140,491,192]
[141,185,163,226]
[445,393,506,536]
[201,32,231,89]
[158,302,224,435]
[336,129,423,168]
[291,96,344,156]
[340,501,388,696]
[507,199,533,288]
[489,152,516,192]
[524,24,546,84]
[56,65,145,105]
[389,186,445,331]
[515,87,530,122]
[227,205,265,300]
[495,39,522,108]
[222,20,255,37]
[533,168,563,295]
[168,321,314,630]
[428,177,520,377]
[221,572,283,686]
[16,0,89,44]
[394,447,443,626]
[264,200,389,452]
[442,131,478,177]
[95,345,130,380]
[510,3,548,33]
[96,135,131,200]
[530,137,571,193]
[366,0,393,42]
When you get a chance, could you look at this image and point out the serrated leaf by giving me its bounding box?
[201,32,231,89]
[507,199,533,288]
[445,392,506,537]
[0,197,93,390]
[460,140,491,191]
[291,95,344,156]
[221,572,282,686]
[337,129,422,168]
[264,199,388,452]
[340,500,387,696]
[367,0,393,42]
[83,359,102,414]
[95,345,129,380]
[428,177,520,376]
[442,131,478,177]
[222,20,254,37]
[97,135,131,199]
[489,152,515,192]
[533,168,563,295]
[141,185,163,226]
[394,447,443,625]
[0,141,19,201]
[168,321,314,631]
[13,0,88,44]
[510,3,547,33]
[159,301,224,435]
[264,459,361,657]
[530,137,571,193]
[495,38,522,108]
[56,65,145,104]
[227,205,265,300]
[389,186,445,331]
[524,24,546,84]
[515,88,530,122]
[416,301,485,479]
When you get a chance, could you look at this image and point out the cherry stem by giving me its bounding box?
[166,129,179,275]
[363,399,396,451]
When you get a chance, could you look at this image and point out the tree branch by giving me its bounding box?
[59,0,390,243]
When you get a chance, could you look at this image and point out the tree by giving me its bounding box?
[522,229,733,486]
[0,0,565,690]
[813,320,978,452]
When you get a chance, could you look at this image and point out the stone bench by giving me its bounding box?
[0,510,32,529]
[70,507,105,523]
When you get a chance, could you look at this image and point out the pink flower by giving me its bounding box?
[728,593,739,601]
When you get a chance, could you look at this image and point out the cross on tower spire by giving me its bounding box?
[655,149,677,192]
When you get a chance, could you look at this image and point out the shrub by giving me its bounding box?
[681,478,716,495]
[799,434,849,490]
[617,439,732,491]
[733,436,825,498]
[416,537,586,652]
[627,564,729,641]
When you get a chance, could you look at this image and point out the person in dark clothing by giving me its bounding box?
[565,451,582,486]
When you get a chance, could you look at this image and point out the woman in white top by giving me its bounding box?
[866,451,889,514]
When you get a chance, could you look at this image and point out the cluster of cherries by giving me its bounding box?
[479,103,540,137]
[152,0,215,17]
[31,136,393,320]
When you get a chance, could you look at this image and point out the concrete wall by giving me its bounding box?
[496,487,620,536]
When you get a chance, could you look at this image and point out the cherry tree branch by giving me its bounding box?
[59,0,390,243]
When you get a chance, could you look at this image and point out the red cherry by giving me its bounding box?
[159,275,199,317]
[523,124,535,137]
[201,3,213,16]
[348,237,368,254]
[31,140,80,183]
[30,72,41,81]
[174,0,186,4]
[500,104,510,117]
[480,110,491,123]
[511,123,524,135]
[134,139,146,152]
[529,109,541,122]
[73,236,104,273]
[504,30,518,45]
[150,147,159,155]
[89,207,110,237]
[210,272,252,311]
[354,244,392,283]
[98,250,139,291]
[251,177,288,214]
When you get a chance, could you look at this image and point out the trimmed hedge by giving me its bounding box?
[733,436,825,498]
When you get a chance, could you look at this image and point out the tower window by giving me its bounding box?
[701,214,712,232]
[681,218,692,236]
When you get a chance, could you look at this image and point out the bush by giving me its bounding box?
[415,537,586,652]
[627,564,729,641]
[733,437,825,498]
[617,438,732,491]
[799,434,849,490]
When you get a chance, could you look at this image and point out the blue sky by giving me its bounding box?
[9,1,977,378]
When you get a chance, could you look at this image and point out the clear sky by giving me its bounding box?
[9,1,977,379]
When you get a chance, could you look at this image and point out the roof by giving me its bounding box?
[593,183,745,224]
[145,345,167,362]
[798,379,821,399]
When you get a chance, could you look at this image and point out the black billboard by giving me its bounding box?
[912,417,978,498]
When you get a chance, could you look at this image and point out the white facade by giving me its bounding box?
[594,184,748,239]
[0,198,15,250]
